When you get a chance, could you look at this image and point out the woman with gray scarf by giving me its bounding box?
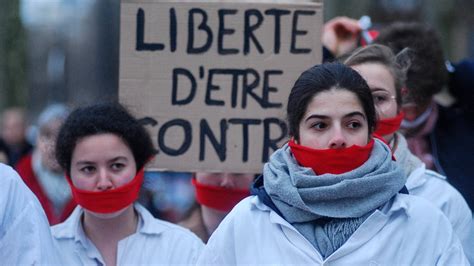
[196,62,468,265]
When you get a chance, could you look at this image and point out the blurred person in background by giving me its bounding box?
[448,59,474,121]
[323,16,474,212]
[0,107,33,166]
[180,172,254,242]
[375,22,474,212]
[345,44,473,262]
[15,103,76,225]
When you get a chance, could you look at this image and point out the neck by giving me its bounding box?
[200,205,227,236]
[82,205,138,245]
[82,205,138,266]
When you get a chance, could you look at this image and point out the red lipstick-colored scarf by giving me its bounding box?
[192,178,250,212]
[289,139,375,175]
[66,168,144,213]
[375,112,404,136]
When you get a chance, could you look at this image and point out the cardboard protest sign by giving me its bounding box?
[119,0,322,173]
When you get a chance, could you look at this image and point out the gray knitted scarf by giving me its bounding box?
[263,139,406,258]
[393,132,423,178]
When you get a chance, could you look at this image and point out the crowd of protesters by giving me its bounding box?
[1,15,473,265]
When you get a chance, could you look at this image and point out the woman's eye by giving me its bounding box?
[111,163,125,171]
[312,122,327,130]
[373,95,387,104]
[347,121,362,129]
[81,166,95,174]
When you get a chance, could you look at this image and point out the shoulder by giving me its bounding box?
[425,169,447,180]
[0,163,20,183]
[206,196,276,243]
[422,170,468,205]
[0,164,35,228]
[0,163,38,212]
[51,206,82,240]
[391,194,456,233]
[419,170,470,212]
[374,195,468,265]
[220,196,269,226]
[0,164,61,264]
[417,171,473,234]
[385,194,461,250]
[197,197,271,264]
[407,166,468,206]
[393,193,434,209]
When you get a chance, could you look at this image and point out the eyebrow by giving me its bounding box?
[304,114,328,122]
[371,88,389,93]
[304,111,366,123]
[75,156,129,166]
[345,111,367,120]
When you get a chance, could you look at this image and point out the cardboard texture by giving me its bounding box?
[119,0,322,173]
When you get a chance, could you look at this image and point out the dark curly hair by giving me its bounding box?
[375,22,447,107]
[287,62,376,141]
[55,102,155,175]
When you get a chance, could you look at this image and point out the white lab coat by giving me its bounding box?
[197,194,469,266]
[51,203,204,265]
[406,164,473,262]
[0,163,63,265]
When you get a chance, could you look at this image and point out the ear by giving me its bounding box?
[395,48,413,73]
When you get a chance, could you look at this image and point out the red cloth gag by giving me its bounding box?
[192,178,250,212]
[375,112,404,137]
[289,139,375,175]
[66,168,144,214]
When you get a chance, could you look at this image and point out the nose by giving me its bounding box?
[328,128,347,149]
[220,174,236,188]
[96,168,113,191]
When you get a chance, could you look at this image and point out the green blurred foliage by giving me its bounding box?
[0,0,26,109]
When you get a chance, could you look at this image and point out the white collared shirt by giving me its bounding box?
[0,163,62,265]
[406,164,473,263]
[197,195,468,265]
[52,203,204,265]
